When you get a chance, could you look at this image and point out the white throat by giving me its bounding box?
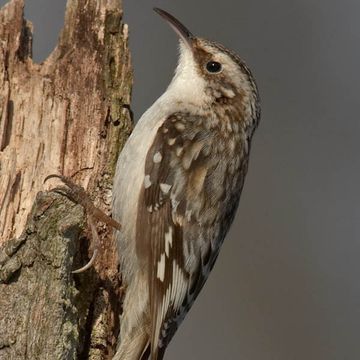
[164,41,210,108]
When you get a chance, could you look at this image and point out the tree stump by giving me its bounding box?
[0,0,132,358]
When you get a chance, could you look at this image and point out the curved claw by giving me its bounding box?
[44,174,66,184]
[72,215,100,274]
[72,248,98,274]
[44,173,121,273]
[44,174,83,194]
[44,173,121,230]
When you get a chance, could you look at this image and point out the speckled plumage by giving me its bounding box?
[112,8,260,360]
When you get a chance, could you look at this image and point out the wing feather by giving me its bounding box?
[136,112,245,358]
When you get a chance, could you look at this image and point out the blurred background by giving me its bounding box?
[1,0,359,359]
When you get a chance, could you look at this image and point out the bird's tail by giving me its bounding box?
[112,271,152,360]
[150,346,166,360]
[113,330,149,360]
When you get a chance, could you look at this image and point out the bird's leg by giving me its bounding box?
[44,174,121,273]
[45,174,121,230]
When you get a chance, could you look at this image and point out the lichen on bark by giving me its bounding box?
[0,192,85,359]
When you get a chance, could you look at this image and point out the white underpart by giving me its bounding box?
[166,40,210,107]
[111,39,210,349]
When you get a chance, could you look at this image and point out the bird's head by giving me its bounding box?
[155,7,259,122]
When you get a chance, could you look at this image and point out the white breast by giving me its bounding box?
[112,96,166,282]
[112,40,211,283]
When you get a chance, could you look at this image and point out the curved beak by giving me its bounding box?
[154,8,194,50]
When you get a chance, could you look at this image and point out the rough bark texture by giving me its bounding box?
[0,0,132,359]
[0,192,85,359]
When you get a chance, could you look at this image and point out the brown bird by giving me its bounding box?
[110,7,261,360]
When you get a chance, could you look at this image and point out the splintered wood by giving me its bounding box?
[0,0,132,242]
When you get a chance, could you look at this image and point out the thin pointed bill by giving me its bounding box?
[154,8,194,50]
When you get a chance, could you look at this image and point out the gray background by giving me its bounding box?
[2,0,359,359]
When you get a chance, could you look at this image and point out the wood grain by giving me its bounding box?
[0,0,133,358]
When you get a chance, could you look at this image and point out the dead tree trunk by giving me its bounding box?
[0,0,132,359]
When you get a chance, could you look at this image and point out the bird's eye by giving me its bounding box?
[206,61,222,73]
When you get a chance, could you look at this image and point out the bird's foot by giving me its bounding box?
[44,174,121,273]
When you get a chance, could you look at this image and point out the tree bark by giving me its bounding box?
[0,0,132,359]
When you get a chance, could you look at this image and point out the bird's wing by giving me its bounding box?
[136,112,233,359]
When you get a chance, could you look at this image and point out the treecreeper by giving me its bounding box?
[49,7,261,360]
